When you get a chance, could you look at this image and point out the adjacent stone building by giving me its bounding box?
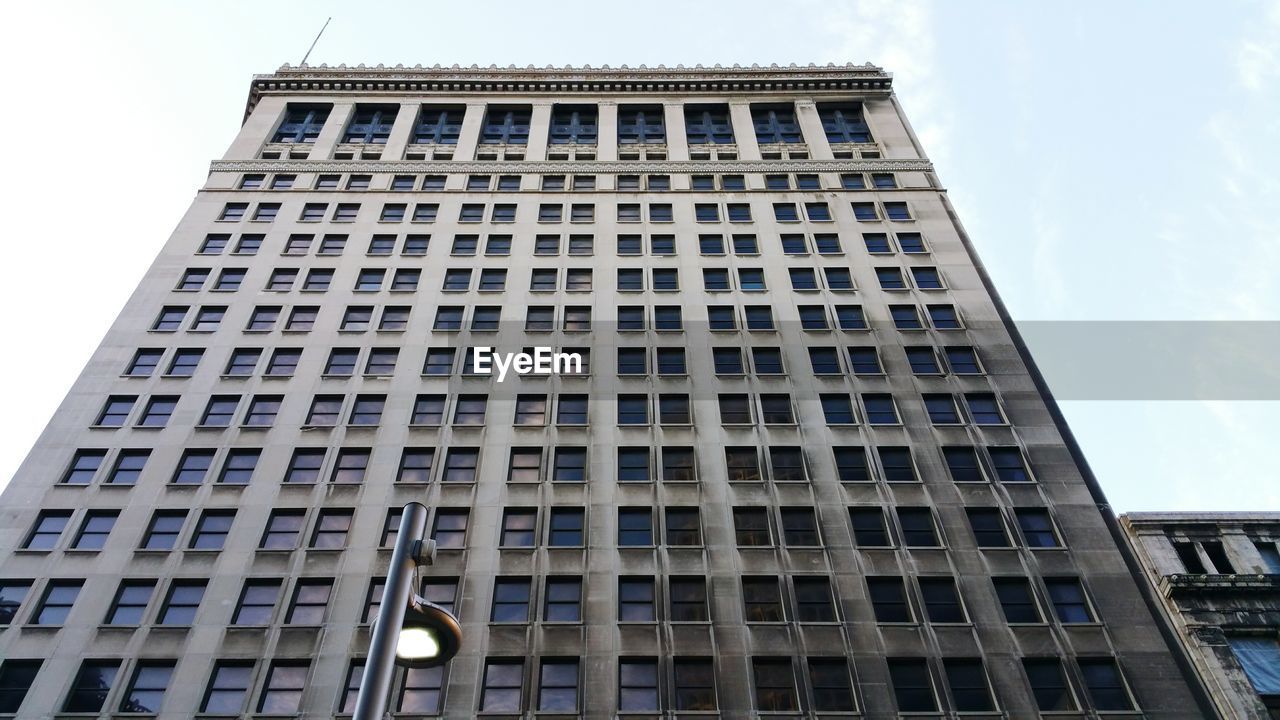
[1123,512,1280,718]
[0,62,1217,718]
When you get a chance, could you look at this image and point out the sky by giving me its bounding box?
[1,1,1277,510]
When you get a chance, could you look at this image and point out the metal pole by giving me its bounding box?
[353,502,428,720]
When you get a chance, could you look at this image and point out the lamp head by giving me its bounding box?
[394,595,462,668]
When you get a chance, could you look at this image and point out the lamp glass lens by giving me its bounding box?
[397,627,441,660]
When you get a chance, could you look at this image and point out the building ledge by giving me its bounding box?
[1162,573,1280,596]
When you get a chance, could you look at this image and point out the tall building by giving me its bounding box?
[1122,512,1280,718]
[0,62,1216,718]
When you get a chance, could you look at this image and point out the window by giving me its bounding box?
[201,661,253,714]
[619,105,665,143]
[399,665,445,714]
[1023,658,1076,711]
[834,447,871,482]
[443,448,479,483]
[286,579,333,624]
[924,393,961,424]
[62,449,105,485]
[1077,658,1135,711]
[846,346,883,375]
[136,395,177,427]
[230,234,259,255]
[64,660,121,712]
[790,268,818,290]
[71,510,117,550]
[742,576,784,622]
[258,662,308,714]
[491,577,531,622]
[397,448,434,483]
[97,395,135,426]
[835,304,868,329]
[252,203,279,221]
[920,577,966,623]
[780,507,819,546]
[25,510,71,550]
[106,580,154,625]
[618,658,659,712]
[928,304,962,329]
[261,510,305,549]
[557,396,589,426]
[967,507,1011,547]
[944,659,995,712]
[544,578,582,622]
[1045,578,1094,622]
[501,508,536,547]
[994,577,1042,623]
[281,445,322,484]
[139,511,185,552]
[898,507,940,546]
[570,203,595,222]
[120,661,174,714]
[774,203,800,222]
[665,507,701,546]
[725,447,762,482]
[1015,508,1061,548]
[856,396,901,428]
[806,659,856,712]
[617,394,649,425]
[219,202,247,221]
[989,447,1032,482]
[191,511,235,549]
[199,234,229,254]
[273,104,330,142]
[414,106,463,144]
[617,447,650,482]
[549,508,585,546]
[752,658,798,712]
[806,202,832,221]
[819,103,871,143]
[0,660,40,713]
[867,577,912,622]
[898,232,927,253]
[851,201,878,221]
[670,578,709,622]
[822,395,857,425]
[905,346,941,375]
[619,508,654,546]
[703,268,730,291]
[965,393,1005,424]
[770,447,805,482]
[794,577,837,622]
[684,104,733,144]
[479,659,525,713]
[617,576,657,623]
[850,507,891,547]
[888,658,937,712]
[549,105,598,144]
[718,394,752,425]
[233,579,281,625]
[33,580,81,624]
[672,658,717,711]
[752,105,802,143]
[199,392,240,425]
[105,450,148,485]
[311,509,352,549]
[432,509,469,549]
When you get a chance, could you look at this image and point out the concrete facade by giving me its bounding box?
[1122,512,1280,719]
[0,63,1215,718]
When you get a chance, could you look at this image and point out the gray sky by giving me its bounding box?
[2,1,1277,510]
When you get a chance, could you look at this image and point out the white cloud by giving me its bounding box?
[1237,0,1280,91]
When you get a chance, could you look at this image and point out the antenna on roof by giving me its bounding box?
[300,17,332,66]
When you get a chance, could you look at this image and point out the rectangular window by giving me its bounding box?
[233,579,281,625]
[888,658,937,712]
[549,508,585,546]
[673,657,716,710]
[64,660,121,712]
[742,577,785,622]
[72,510,117,550]
[286,579,333,624]
[257,662,308,714]
[501,508,537,547]
[1023,658,1076,711]
[479,659,525,713]
[33,580,81,624]
[994,577,1042,623]
[944,658,995,712]
[106,580,155,625]
[850,507,891,547]
[1045,578,1094,623]
[544,578,582,622]
[867,576,912,623]
[191,511,235,550]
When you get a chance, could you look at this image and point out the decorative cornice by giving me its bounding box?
[246,63,894,117]
[210,158,933,176]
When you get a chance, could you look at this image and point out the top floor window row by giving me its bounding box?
[269,101,875,148]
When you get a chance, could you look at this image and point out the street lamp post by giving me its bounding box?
[352,502,462,720]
